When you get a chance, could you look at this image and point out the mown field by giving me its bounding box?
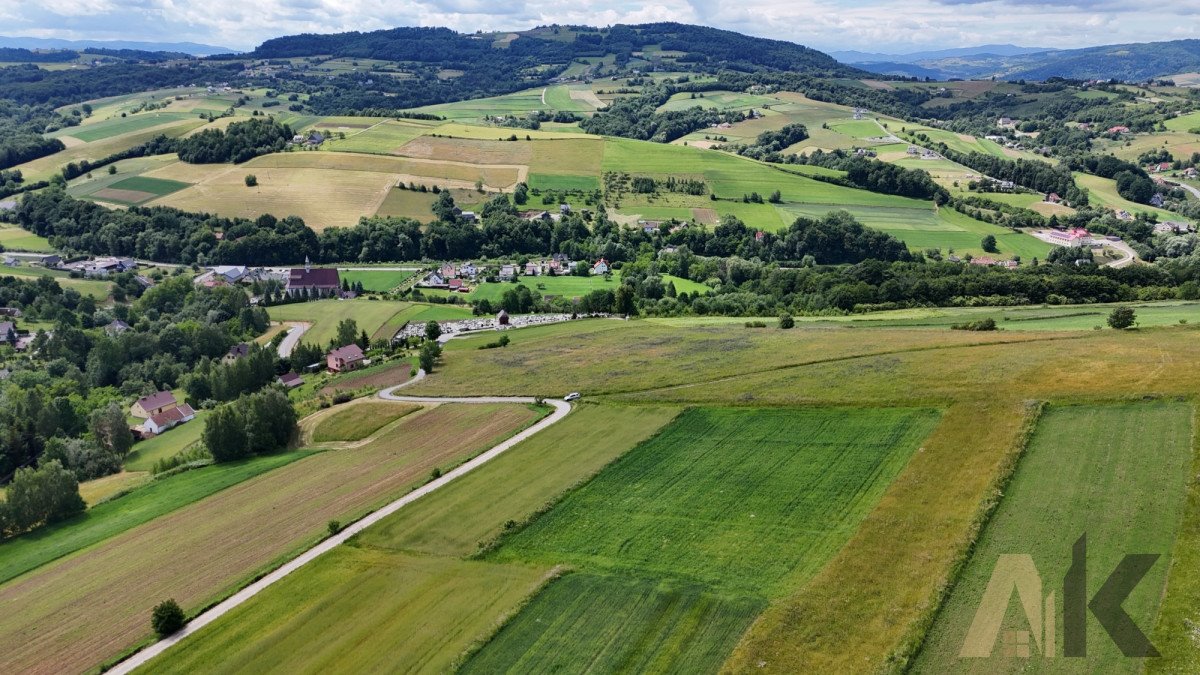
[266,298,413,347]
[0,226,53,252]
[338,268,414,292]
[310,400,418,442]
[0,404,542,675]
[913,401,1193,671]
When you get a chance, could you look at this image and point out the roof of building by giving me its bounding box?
[328,344,364,362]
[278,372,303,386]
[136,390,177,411]
[148,403,195,430]
[287,267,340,289]
[227,343,251,359]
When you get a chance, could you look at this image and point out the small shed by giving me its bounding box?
[497,310,510,326]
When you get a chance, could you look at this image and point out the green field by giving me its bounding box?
[123,411,208,471]
[371,301,474,341]
[0,226,53,252]
[461,573,763,674]
[267,298,413,347]
[54,112,196,143]
[338,268,414,292]
[142,546,547,675]
[490,406,939,595]
[0,451,315,586]
[321,119,435,154]
[913,401,1193,671]
[88,175,191,205]
[1074,172,1177,220]
[311,401,417,442]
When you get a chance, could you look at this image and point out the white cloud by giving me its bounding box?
[0,0,1195,53]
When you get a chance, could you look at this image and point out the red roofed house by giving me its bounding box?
[448,278,465,292]
[1150,162,1172,173]
[327,344,365,372]
[591,258,610,275]
[144,404,196,435]
[970,256,996,266]
[1045,192,1062,204]
[1108,125,1130,134]
[1047,228,1093,247]
[132,390,178,419]
[286,257,341,298]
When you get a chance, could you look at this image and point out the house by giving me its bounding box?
[524,261,541,276]
[1047,228,1093,247]
[224,343,250,363]
[1185,167,1199,179]
[906,145,921,156]
[32,254,61,267]
[970,256,996,266]
[306,132,324,147]
[1115,209,1133,221]
[326,344,365,372]
[755,231,765,242]
[519,210,551,222]
[1108,125,1130,134]
[448,278,466,292]
[144,404,196,435]
[132,390,178,419]
[459,262,479,279]
[985,135,1006,142]
[285,257,340,297]
[552,253,570,264]
[639,220,661,233]
[3,256,19,267]
[591,258,610,275]
[1155,221,1186,234]
[1150,193,1166,208]
[497,309,510,326]
[460,211,477,223]
[421,271,447,288]
[0,321,15,344]
[1149,162,1173,174]
[0,308,21,318]
[104,319,131,336]
[1045,193,1063,204]
[277,372,303,388]
[439,263,458,279]
[997,117,1014,127]
[499,264,516,281]
[998,180,1015,191]
[212,265,248,283]
[921,148,939,159]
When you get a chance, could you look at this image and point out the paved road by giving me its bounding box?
[276,322,310,358]
[1173,181,1200,200]
[106,376,570,674]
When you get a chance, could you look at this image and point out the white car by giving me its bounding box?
[564,392,581,401]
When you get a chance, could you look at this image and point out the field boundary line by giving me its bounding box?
[106,380,570,675]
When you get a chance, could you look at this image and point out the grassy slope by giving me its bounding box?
[913,402,1193,672]
[123,410,208,471]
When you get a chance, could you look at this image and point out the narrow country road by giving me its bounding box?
[276,322,310,358]
[106,374,571,675]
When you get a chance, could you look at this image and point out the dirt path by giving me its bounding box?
[106,373,570,675]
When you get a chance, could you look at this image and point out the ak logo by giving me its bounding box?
[959,534,1159,658]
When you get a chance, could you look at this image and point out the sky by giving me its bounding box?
[0,0,1197,54]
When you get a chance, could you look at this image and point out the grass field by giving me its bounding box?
[87,175,191,205]
[144,548,549,675]
[1075,172,1177,220]
[266,298,412,347]
[123,411,208,471]
[311,401,417,442]
[0,226,52,252]
[370,301,474,341]
[321,119,433,154]
[373,186,437,221]
[15,118,207,183]
[461,573,764,674]
[338,268,414,292]
[489,406,939,595]
[0,266,112,299]
[913,402,1193,671]
[0,451,314,586]
[0,403,542,674]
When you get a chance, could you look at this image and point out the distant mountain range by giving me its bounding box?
[0,36,236,56]
[835,40,1200,82]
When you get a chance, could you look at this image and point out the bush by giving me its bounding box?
[744,320,767,328]
[151,599,185,637]
[778,313,795,329]
[951,318,997,331]
[327,520,341,535]
[244,174,257,187]
[1107,306,1136,329]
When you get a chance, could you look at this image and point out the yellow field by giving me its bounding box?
[13,119,207,183]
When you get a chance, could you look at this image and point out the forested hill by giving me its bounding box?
[1006,39,1200,81]
[245,23,862,78]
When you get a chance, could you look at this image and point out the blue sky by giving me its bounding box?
[0,0,1194,54]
